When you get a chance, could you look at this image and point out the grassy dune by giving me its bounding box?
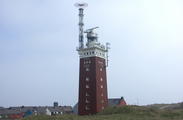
[22,106,183,120]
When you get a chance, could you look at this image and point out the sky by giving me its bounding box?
[0,0,183,107]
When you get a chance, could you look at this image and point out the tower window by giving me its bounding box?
[101,93,104,96]
[101,85,103,88]
[86,85,89,88]
[86,68,89,71]
[85,106,90,110]
[88,60,91,64]
[86,99,90,103]
[86,77,89,82]
[100,78,103,82]
[86,92,89,96]
[100,68,103,71]
[84,60,91,64]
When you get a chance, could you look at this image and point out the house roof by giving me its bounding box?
[62,106,73,112]
[0,106,73,115]
[0,109,22,115]
[47,107,63,112]
[108,98,121,106]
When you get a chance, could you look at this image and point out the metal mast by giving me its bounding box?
[106,42,110,67]
[75,2,88,49]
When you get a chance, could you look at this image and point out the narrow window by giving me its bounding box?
[85,106,90,110]
[86,85,89,88]
[86,99,90,103]
[86,77,89,82]
[86,68,89,71]
[86,92,89,96]
[101,85,103,88]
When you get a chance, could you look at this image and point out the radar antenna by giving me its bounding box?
[74,2,88,49]
[84,27,99,33]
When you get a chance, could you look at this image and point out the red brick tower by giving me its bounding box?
[75,3,109,115]
[77,28,109,115]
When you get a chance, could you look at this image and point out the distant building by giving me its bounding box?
[73,97,127,114]
[0,108,24,119]
[0,103,73,119]
[108,97,127,107]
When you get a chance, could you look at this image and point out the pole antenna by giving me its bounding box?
[74,2,88,49]
[106,42,110,67]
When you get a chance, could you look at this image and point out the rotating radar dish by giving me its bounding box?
[74,2,88,8]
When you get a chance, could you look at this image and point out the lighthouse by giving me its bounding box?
[75,3,110,115]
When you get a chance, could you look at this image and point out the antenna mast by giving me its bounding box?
[106,42,110,67]
[74,2,88,49]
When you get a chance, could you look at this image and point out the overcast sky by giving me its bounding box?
[0,0,183,107]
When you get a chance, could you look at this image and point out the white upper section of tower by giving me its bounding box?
[77,28,107,59]
[77,43,106,59]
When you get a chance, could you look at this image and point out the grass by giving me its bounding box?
[22,106,183,120]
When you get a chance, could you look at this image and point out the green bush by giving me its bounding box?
[98,105,157,116]
[160,110,183,119]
